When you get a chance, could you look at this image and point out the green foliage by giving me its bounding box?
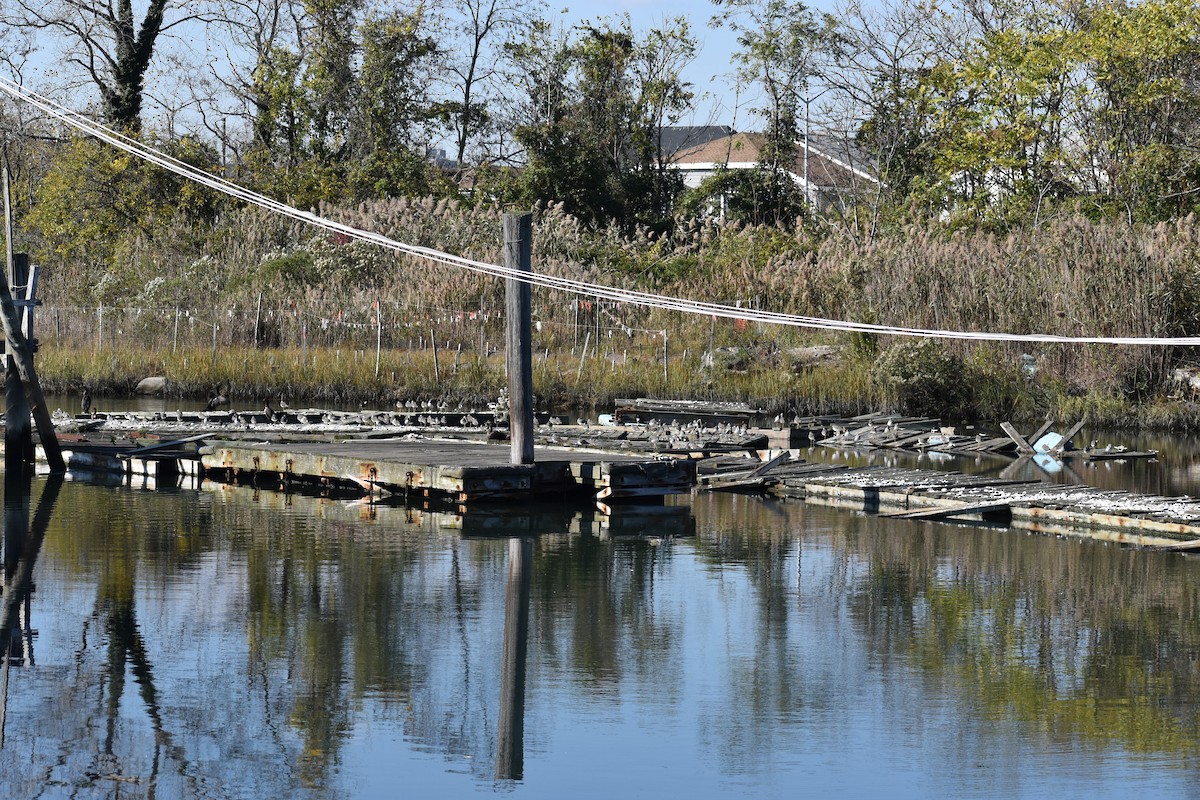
[25,134,220,287]
[677,166,806,227]
[509,15,697,230]
[872,339,968,418]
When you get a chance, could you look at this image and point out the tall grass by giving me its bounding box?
[25,199,1200,423]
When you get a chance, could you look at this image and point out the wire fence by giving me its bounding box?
[37,299,725,374]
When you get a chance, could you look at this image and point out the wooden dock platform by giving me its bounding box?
[199,438,696,503]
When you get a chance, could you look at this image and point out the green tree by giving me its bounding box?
[713,0,837,221]
[349,8,443,197]
[508,15,695,229]
[1075,0,1200,222]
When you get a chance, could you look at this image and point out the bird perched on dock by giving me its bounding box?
[81,388,92,415]
[279,395,290,410]
[206,388,229,411]
[263,403,277,423]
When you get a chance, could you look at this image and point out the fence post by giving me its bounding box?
[254,291,262,348]
[375,299,382,378]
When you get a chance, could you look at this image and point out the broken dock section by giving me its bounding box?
[769,464,1200,548]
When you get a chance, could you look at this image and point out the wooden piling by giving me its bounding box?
[5,254,31,471]
[1,157,61,474]
[504,212,534,465]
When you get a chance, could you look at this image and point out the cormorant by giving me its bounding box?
[81,389,92,415]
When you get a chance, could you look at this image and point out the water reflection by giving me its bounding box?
[0,472,60,747]
[496,537,531,781]
[2,477,1200,796]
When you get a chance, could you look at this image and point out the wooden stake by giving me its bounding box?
[430,326,441,383]
[253,291,262,347]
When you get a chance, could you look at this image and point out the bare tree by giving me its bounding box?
[442,0,541,169]
[188,0,309,161]
[0,0,214,131]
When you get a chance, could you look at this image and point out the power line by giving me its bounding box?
[2,75,1198,346]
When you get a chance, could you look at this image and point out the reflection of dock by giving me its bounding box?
[201,480,696,539]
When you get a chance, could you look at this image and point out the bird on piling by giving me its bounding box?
[81,389,92,415]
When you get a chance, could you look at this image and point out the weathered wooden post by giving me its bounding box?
[504,212,534,465]
[4,252,33,471]
[1,158,61,474]
[496,535,532,780]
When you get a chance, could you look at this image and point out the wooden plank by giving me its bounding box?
[116,432,211,458]
[1000,422,1036,455]
[1059,419,1087,451]
[879,500,1012,519]
[747,450,791,478]
[698,451,790,491]
[1027,418,1055,444]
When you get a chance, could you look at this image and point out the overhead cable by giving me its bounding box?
[2,75,1197,346]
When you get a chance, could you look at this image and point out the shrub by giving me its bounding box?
[872,339,969,418]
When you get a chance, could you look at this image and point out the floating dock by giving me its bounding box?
[16,407,1200,549]
[199,438,695,503]
[760,463,1200,549]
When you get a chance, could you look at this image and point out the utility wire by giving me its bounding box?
[2,75,1198,346]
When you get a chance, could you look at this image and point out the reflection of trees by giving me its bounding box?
[689,493,819,773]
[533,530,682,690]
[841,513,1200,755]
[27,474,1200,791]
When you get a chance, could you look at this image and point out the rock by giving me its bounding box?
[134,376,167,396]
[787,345,842,371]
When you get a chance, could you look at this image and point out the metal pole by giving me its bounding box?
[504,212,534,465]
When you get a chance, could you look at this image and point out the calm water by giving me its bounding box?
[2,437,1200,797]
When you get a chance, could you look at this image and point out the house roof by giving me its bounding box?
[656,126,736,158]
[672,132,877,190]
[672,132,763,166]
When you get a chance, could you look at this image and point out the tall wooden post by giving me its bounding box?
[5,253,31,472]
[496,536,532,781]
[1,157,61,474]
[504,213,534,465]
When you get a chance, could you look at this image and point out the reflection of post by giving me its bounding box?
[0,473,61,747]
[496,536,532,781]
